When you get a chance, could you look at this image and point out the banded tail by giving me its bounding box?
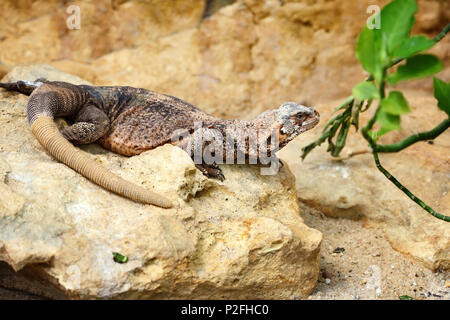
[1,80,173,208]
[31,116,173,208]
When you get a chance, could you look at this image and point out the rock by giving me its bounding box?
[0,0,206,63]
[1,0,448,119]
[90,0,450,118]
[0,65,322,299]
[279,92,450,271]
[1,0,448,295]
[0,65,10,80]
[2,64,89,85]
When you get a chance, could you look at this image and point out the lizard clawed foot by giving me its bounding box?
[195,163,225,181]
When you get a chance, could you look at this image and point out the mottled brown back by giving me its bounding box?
[86,86,219,156]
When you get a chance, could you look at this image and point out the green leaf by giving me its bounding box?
[112,252,128,264]
[376,110,401,136]
[393,35,435,59]
[352,82,380,100]
[381,91,411,115]
[399,295,414,300]
[433,77,450,116]
[356,26,383,82]
[380,0,417,54]
[387,54,443,85]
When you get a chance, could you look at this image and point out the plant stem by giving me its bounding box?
[378,68,386,99]
[362,66,388,139]
[375,118,450,152]
[370,147,450,222]
[365,109,378,132]
[366,68,385,136]
[363,122,450,222]
[433,23,450,42]
[361,64,449,222]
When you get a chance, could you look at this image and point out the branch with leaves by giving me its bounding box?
[301,0,450,222]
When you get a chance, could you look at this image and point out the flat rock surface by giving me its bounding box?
[303,204,448,300]
[0,65,321,299]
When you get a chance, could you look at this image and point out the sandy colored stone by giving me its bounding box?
[0,65,11,80]
[0,0,449,298]
[0,159,25,219]
[0,65,321,299]
[2,203,449,300]
[279,92,450,271]
[90,0,449,119]
[1,0,448,119]
[0,0,206,64]
[2,64,90,85]
[300,204,449,300]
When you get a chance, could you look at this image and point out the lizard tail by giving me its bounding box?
[31,116,173,208]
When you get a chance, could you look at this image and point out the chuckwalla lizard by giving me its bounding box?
[0,79,319,208]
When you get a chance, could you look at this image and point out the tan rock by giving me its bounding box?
[89,0,449,119]
[0,65,11,80]
[1,1,447,119]
[92,28,203,111]
[2,64,90,85]
[0,0,206,64]
[50,60,97,84]
[279,92,450,271]
[0,0,448,292]
[0,157,25,219]
[0,65,322,299]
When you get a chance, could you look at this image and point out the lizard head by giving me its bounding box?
[267,102,320,149]
[251,102,319,156]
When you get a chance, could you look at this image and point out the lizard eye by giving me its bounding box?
[296,113,309,122]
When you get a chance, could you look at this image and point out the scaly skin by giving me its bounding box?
[0,79,320,206]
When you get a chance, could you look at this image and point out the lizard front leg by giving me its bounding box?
[61,104,110,144]
[172,128,226,181]
[195,163,225,181]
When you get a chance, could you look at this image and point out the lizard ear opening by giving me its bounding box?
[31,116,173,208]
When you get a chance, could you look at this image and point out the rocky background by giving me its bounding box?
[1,0,449,118]
[0,0,449,299]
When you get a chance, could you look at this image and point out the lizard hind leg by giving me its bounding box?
[61,105,110,145]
